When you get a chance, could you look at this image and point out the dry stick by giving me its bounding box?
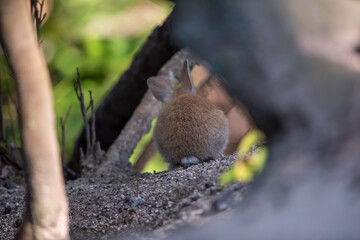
[30,0,40,38]
[0,0,69,239]
[73,68,91,157]
[60,105,72,165]
[39,0,46,24]
[0,71,5,141]
[30,0,46,40]
[89,91,96,161]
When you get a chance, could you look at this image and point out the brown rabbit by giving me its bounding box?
[147,60,229,168]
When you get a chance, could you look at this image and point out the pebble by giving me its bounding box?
[3,205,11,214]
[232,183,245,191]
[4,181,16,190]
[130,199,144,208]
[205,182,214,188]
[209,186,221,195]
[212,190,236,212]
[15,218,22,227]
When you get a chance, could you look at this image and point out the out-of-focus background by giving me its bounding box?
[0,0,173,160]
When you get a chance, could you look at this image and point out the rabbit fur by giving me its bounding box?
[147,60,229,167]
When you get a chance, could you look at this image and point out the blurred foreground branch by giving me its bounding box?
[0,0,69,239]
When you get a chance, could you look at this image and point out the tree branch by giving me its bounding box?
[0,0,69,239]
[30,0,46,40]
[73,68,91,158]
[88,91,97,161]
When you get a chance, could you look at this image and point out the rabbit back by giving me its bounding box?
[154,93,229,165]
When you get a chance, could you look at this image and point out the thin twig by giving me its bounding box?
[63,104,72,124]
[39,0,46,23]
[86,103,91,113]
[60,105,72,165]
[73,68,91,157]
[30,0,46,40]
[60,117,64,163]
[0,71,5,141]
[30,0,40,38]
[89,91,96,159]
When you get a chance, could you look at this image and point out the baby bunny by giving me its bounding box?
[147,60,229,168]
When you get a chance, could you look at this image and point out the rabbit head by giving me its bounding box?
[147,59,195,103]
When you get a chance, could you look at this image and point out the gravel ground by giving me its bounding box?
[0,155,246,240]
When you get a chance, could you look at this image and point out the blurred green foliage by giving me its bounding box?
[219,130,268,185]
[142,152,168,173]
[129,118,168,172]
[0,0,172,162]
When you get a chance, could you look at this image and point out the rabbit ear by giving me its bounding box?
[147,77,174,103]
[180,59,195,94]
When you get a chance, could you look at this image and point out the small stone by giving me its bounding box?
[232,183,245,191]
[3,205,11,214]
[124,196,131,203]
[190,194,200,201]
[130,199,144,208]
[181,199,191,207]
[4,181,17,190]
[209,186,221,195]
[156,220,163,227]
[167,201,174,208]
[181,157,199,168]
[177,211,186,219]
[205,182,214,188]
[15,218,22,227]
[212,190,235,212]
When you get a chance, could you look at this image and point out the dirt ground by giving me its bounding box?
[0,155,246,240]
